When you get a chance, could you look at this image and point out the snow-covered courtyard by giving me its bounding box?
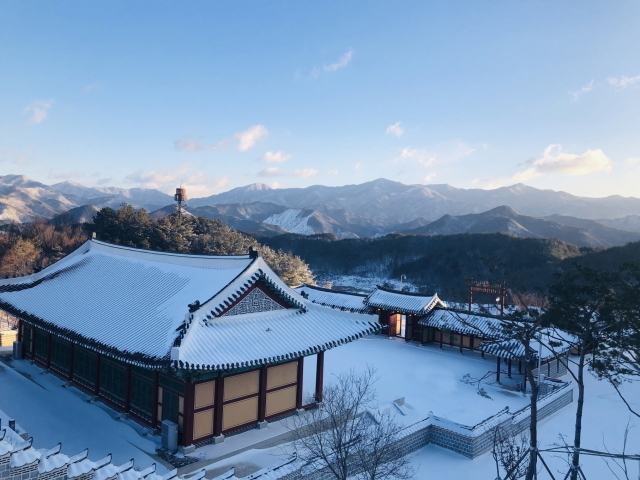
[1,336,639,479]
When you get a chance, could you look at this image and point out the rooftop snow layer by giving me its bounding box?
[294,284,372,313]
[364,285,445,314]
[419,309,505,337]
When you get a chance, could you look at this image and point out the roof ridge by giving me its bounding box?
[90,239,252,259]
[298,284,369,297]
[372,284,437,297]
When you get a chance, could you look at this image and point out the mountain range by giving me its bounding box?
[2,174,640,248]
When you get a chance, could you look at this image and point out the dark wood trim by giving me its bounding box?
[296,357,303,409]
[258,365,267,422]
[496,357,501,382]
[470,334,475,351]
[508,359,512,378]
[315,351,324,403]
[214,374,224,437]
[222,391,260,405]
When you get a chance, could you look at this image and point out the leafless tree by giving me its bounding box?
[492,426,530,480]
[287,366,414,480]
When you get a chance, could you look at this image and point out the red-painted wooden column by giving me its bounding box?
[258,366,268,422]
[183,380,195,446]
[296,357,304,409]
[315,352,325,403]
[214,374,225,436]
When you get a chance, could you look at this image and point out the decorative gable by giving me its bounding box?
[222,285,289,317]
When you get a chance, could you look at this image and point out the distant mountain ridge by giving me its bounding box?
[190,178,640,222]
[401,206,640,247]
[2,175,640,248]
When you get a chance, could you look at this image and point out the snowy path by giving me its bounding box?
[0,359,163,471]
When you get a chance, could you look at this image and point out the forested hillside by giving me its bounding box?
[258,232,620,297]
[0,205,314,286]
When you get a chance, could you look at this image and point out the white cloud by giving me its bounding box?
[354,162,362,170]
[310,49,354,78]
[234,124,269,151]
[608,75,640,89]
[326,170,339,176]
[175,125,268,152]
[257,167,318,178]
[96,177,112,185]
[386,122,404,138]
[47,170,86,179]
[292,168,318,178]
[257,167,284,177]
[270,182,283,189]
[517,144,613,179]
[324,49,354,73]
[125,164,229,196]
[570,80,596,101]
[24,100,53,125]
[83,82,102,94]
[623,157,640,167]
[423,173,437,183]
[256,151,292,163]
[395,148,436,167]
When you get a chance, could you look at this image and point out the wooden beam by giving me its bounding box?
[296,357,304,409]
[315,352,325,403]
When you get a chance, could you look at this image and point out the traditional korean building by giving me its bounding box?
[0,240,378,449]
[295,284,445,339]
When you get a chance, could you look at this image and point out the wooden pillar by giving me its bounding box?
[258,365,268,422]
[547,360,551,376]
[508,359,512,378]
[183,380,195,447]
[46,332,52,368]
[459,336,463,354]
[518,360,522,373]
[152,371,160,430]
[94,353,101,396]
[214,374,225,436]
[296,357,304,409]
[68,343,75,380]
[439,330,443,349]
[315,352,325,403]
[124,364,132,413]
[470,334,474,351]
[17,319,22,342]
[496,357,501,383]
[523,367,527,393]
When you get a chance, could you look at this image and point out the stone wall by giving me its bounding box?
[274,382,574,479]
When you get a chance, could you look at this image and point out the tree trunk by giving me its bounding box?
[570,351,586,480]
[525,360,539,480]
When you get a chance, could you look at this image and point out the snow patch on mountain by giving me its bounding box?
[263,209,315,235]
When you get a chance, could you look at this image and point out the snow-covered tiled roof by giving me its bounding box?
[364,285,445,315]
[293,284,372,314]
[477,333,572,362]
[418,309,505,338]
[174,305,378,371]
[0,239,378,370]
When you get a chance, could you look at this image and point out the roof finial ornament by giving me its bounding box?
[249,246,259,259]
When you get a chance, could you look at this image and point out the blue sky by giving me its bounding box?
[1,1,639,198]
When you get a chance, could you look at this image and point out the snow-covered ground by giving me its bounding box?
[0,359,164,472]
[323,337,529,427]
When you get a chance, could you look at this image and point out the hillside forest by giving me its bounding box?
[0,205,314,287]
[1,204,640,301]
